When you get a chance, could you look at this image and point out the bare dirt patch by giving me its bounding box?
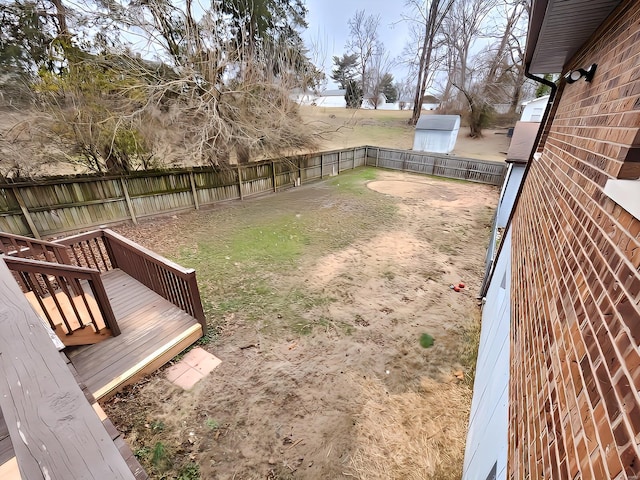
[103,168,497,479]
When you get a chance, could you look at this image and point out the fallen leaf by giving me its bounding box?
[419,333,435,348]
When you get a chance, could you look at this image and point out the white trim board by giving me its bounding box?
[604,179,640,220]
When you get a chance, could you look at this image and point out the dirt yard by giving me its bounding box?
[103,168,498,479]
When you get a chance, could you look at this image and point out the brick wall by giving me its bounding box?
[509,1,640,479]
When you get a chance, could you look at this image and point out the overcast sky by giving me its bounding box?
[302,0,413,89]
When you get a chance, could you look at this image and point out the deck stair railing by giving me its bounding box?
[0,228,206,340]
[0,231,71,264]
[58,229,207,332]
[0,231,121,345]
[3,255,120,342]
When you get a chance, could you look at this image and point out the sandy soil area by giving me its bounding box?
[104,169,498,479]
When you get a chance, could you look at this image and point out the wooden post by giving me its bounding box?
[12,186,40,239]
[320,154,324,178]
[272,161,277,192]
[298,157,302,185]
[353,148,356,169]
[237,165,244,200]
[238,166,244,199]
[186,271,207,334]
[120,178,137,225]
[0,259,136,480]
[338,151,341,174]
[189,170,199,210]
[376,148,380,168]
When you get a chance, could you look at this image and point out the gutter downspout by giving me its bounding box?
[479,66,558,298]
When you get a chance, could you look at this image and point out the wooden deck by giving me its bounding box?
[67,269,202,400]
[0,409,17,478]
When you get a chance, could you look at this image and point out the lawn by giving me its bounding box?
[105,167,498,479]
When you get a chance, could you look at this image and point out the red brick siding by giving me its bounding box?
[509,1,640,479]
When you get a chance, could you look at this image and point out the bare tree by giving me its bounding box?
[346,9,381,97]
[440,0,497,137]
[27,0,323,171]
[482,0,530,113]
[366,46,395,109]
[395,77,414,110]
[403,0,454,125]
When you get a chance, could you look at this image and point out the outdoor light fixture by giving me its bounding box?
[564,64,597,83]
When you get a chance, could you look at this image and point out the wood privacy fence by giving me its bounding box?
[0,146,506,238]
[365,147,507,185]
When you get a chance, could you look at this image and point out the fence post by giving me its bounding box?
[237,165,244,200]
[376,148,380,168]
[11,186,40,239]
[338,151,341,174]
[189,170,199,210]
[272,161,277,192]
[352,148,356,169]
[320,154,324,178]
[120,177,137,224]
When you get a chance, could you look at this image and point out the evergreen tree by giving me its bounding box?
[380,73,397,103]
[331,53,359,89]
[345,79,362,108]
[535,74,554,97]
[0,1,53,77]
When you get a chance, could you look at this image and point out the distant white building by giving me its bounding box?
[422,95,441,111]
[289,88,315,105]
[289,88,442,111]
[289,88,346,107]
[493,103,511,114]
[412,115,461,153]
[361,93,387,109]
[313,89,347,108]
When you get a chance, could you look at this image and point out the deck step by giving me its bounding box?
[0,458,21,480]
[24,289,112,347]
[93,323,202,401]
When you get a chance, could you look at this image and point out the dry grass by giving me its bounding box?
[349,376,472,480]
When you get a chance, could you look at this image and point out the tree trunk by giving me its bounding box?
[410,2,440,126]
[409,0,453,125]
[50,0,69,38]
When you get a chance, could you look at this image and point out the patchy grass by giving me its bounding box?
[326,165,378,194]
[106,169,499,480]
[173,168,396,334]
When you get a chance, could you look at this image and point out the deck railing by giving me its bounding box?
[0,257,138,479]
[3,255,120,336]
[0,231,71,264]
[58,229,207,332]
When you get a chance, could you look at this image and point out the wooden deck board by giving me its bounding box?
[0,408,14,466]
[0,260,136,479]
[77,316,194,390]
[67,269,201,400]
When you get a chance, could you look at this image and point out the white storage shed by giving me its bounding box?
[412,115,460,153]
